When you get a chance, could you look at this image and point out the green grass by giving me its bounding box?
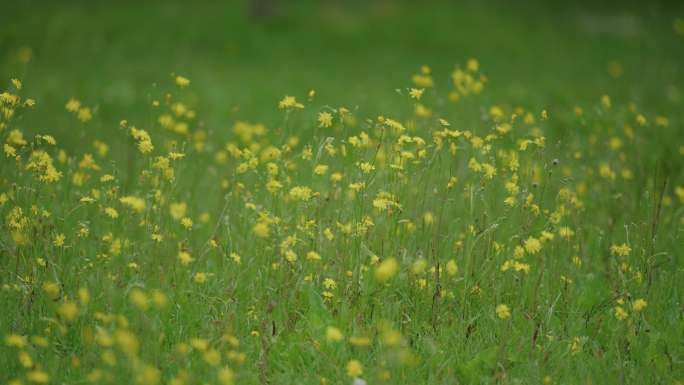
[1,1,684,384]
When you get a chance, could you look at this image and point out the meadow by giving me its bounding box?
[1,1,684,384]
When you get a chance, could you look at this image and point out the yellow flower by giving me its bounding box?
[27,370,49,384]
[253,222,270,238]
[65,98,81,112]
[523,236,541,255]
[19,350,33,367]
[138,139,154,154]
[126,291,151,315]
[78,107,92,122]
[409,88,424,100]
[632,299,647,312]
[610,243,631,257]
[136,365,160,385]
[558,226,574,239]
[347,336,370,347]
[323,278,337,290]
[5,334,27,348]
[325,326,343,342]
[467,58,479,72]
[357,162,375,174]
[203,349,221,366]
[374,258,398,282]
[346,359,363,377]
[120,196,146,213]
[601,94,611,109]
[104,207,118,219]
[265,179,283,194]
[53,233,65,247]
[381,328,402,346]
[78,288,90,305]
[496,304,511,319]
[11,78,22,90]
[278,95,304,109]
[289,186,313,201]
[193,272,207,284]
[306,251,321,261]
[169,202,188,220]
[284,249,297,263]
[614,306,628,320]
[313,164,329,175]
[58,301,79,322]
[4,144,17,158]
[217,367,234,385]
[43,282,61,300]
[446,259,458,275]
[179,251,194,265]
[423,211,434,225]
[181,217,193,230]
[318,111,333,128]
[415,103,431,117]
[190,338,209,351]
[175,75,190,87]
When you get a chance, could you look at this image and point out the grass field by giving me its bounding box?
[1,1,684,384]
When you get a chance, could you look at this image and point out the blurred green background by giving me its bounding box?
[1,0,683,137]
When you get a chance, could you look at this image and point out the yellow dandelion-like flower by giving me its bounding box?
[120,196,146,213]
[175,75,190,87]
[78,288,90,305]
[496,303,511,319]
[278,95,304,109]
[181,217,193,229]
[129,289,149,311]
[318,111,333,128]
[614,306,628,320]
[601,94,611,109]
[65,98,81,112]
[11,78,22,90]
[179,251,194,265]
[306,250,321,261]
[19,350,33,368]
[284,249,297,263]
[357,162,375,174]
[53,233,65,247]
[446,259,458,275]
[5,334,27,348]
[169,202,188,220]
[289,186,313,201]
[43,282,61,300]
[610,243,631,257]
[136,365,160,385]
[558,226,574,239]
[313,164,329,175]
[77,107,92,122]
[58,301,79,322]
[423,211,434,225]
[409,88,424,100]
[217,367,234,385]
[253,222,270,238]
[349,336,371,347]
[524,236,541,254]
[325,326,344,342]
[104,207,119,219]
[346,359,363,377]
[632,299,647,312]
[193,272,207,284]
[27,370,50,384]
[374,257,398,282]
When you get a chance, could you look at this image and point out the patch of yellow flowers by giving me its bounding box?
[0,60,680,385]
